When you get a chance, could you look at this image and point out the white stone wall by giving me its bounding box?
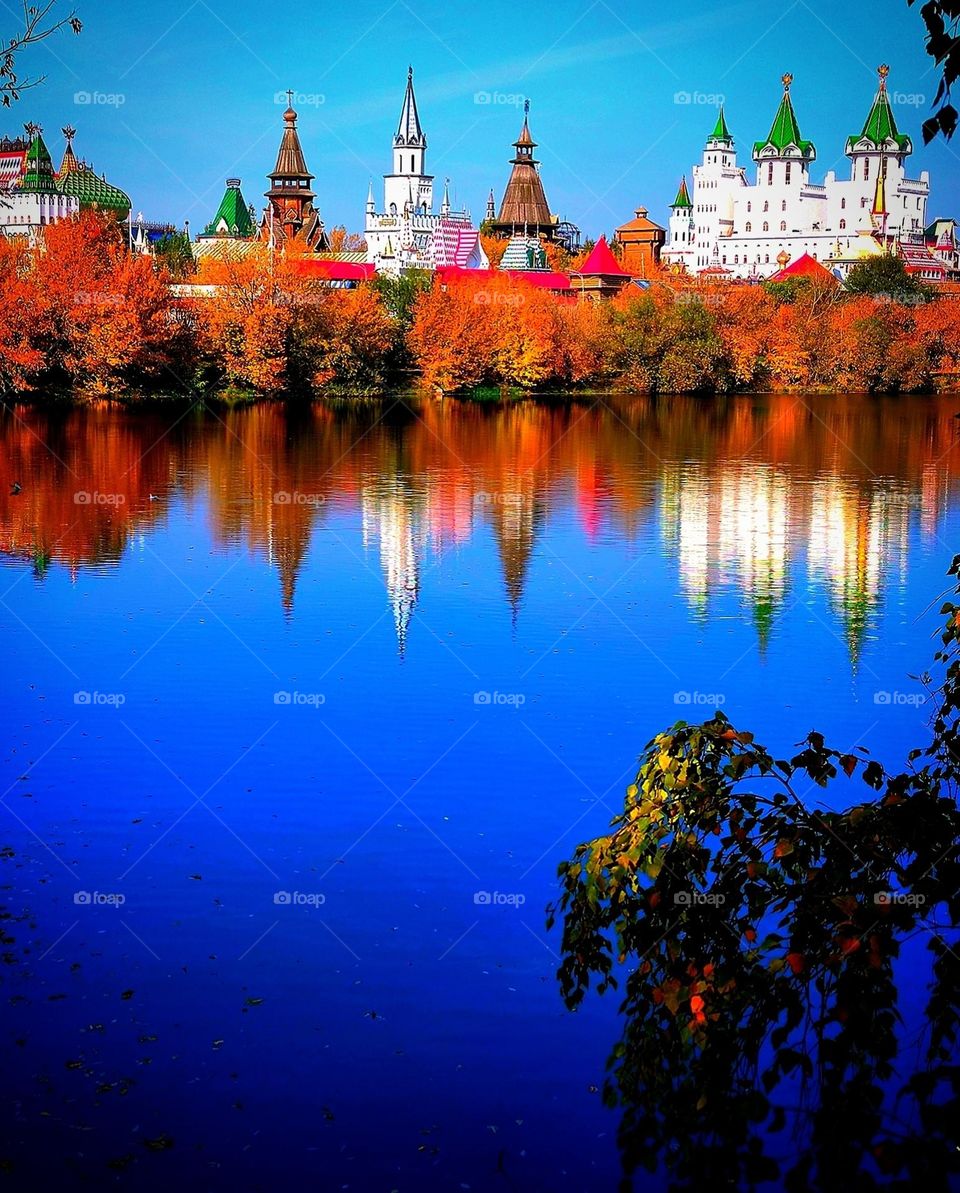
[0,189,79,234]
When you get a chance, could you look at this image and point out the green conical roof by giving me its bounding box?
[671,176,692,209]
[848,70,911,153]
[754,80,814,158]
[708,106,732,144]
[21,131,58,194]
[58,165,131,215]
[201,179,254,238]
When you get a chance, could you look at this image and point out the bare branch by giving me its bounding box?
[0,1,82,107]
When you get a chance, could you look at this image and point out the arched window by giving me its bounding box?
[763,200,769,213]
[841,197,846,209]
[747,201,752,212]
[781,200,787,212]
[780,221,787,231]
[745,222,752,232]
[765,254,770,263]
[767,162,774,185]
[863,158,869,180]
[734,254,739,264]
[839,219,846,229]
[763,221,769,232]
[785,162,792,184]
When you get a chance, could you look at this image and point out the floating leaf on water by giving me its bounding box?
[143,1135,174,1151]
[243,997,264,1007]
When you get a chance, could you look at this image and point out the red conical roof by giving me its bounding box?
[769,252,836,283]
[576,235,630,277]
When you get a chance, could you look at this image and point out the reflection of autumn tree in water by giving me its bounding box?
[0,397,958,658]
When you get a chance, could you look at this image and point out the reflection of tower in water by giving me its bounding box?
[807,479,911,666]
[660,462,790,648]
[362,480,424,657]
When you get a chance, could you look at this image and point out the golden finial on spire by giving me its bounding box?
[782,72,793,91]
[878,64,889,87]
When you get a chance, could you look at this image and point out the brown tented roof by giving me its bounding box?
[496,165,553,228]
[271,106,313,182]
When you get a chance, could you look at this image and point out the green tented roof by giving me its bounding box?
[848,87,911,152]
[58,166,131,214]
[753,92,814,157]
[671,177,692,209]
[21,133,58,194]
[708,106,732,143]
[202,181,254,238]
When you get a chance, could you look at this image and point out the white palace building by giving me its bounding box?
[662,67,934,279]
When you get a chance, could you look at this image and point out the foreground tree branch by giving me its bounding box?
[1,1,82,107]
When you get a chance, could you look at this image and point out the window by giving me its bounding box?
[747,201,752,212]
[763,221,769,232]
[734,254,739,264]
[863,158,869,181]
[785,162,792,184]
[763,200,769,213]
[839,219,846,230]
[841,197,846,209]
[767,162,773,185]
[782,200,787,212]
[780,220,787,231]
[411,155,415,171]
[745,222,752,232]
[765,254,770,263]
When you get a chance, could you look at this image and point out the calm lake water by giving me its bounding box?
[1,394,958,1191]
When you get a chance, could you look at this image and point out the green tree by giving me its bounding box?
[908,0,960,140]
[152,231,195,280]
[551,557,960,1190]
[844,254,929,302]
[370,268,432,374]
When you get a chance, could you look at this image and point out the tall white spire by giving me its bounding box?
[385,65,433,217]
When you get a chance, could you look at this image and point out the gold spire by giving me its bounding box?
[781,73,793,91]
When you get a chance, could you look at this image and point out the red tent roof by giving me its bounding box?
[435,265,570,291]
[290,258,376,281]
[573,235,630,277]
[769,252,836,283]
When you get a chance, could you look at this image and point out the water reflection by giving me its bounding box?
[0,396,957,661]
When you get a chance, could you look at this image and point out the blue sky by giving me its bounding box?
[11,0,959,237]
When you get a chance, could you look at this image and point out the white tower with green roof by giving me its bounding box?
[690,105,747,271]
[662,176,696,272]
[672,68,932,279]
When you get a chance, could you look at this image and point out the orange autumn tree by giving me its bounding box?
[195,248,394,395]
[0,238,52,391]
[408,273,577,393]
[31,211,183,394]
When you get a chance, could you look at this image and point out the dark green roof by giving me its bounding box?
[57,166,131,215]
[707,106,732,144]
[21,133,58,194]
[754,91,814,158]
[671,176,692,209]
[201,180,254,238]
[847,85,911,153]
